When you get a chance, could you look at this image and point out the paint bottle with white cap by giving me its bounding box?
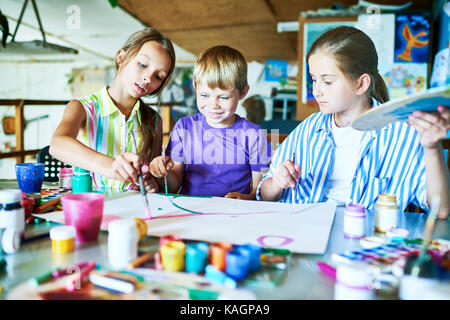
[343,203,366,239]
[108,219,139,269]
[0,189,25,254]
[374,193,399,233]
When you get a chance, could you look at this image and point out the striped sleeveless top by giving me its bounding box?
[77,86,145,190]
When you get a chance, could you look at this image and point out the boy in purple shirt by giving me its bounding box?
[149,45,271,199]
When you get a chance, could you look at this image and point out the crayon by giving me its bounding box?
[35,196,62,213]
[66,261,97,292]
[29,270,54,287]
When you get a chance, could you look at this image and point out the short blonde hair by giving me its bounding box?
[193,45,247,94]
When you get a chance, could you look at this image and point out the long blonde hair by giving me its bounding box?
[306,26,389,104]
[117,28,176,162]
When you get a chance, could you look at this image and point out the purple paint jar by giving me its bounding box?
[344,203,366,239]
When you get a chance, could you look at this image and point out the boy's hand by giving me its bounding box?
[149,155,174,178]
[111,152,140,185]
[272,160,301,189]
[409,105,450,149]
[224,192,255,200]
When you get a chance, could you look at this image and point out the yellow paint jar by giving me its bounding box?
[160,240,186,272]
[50,226,76,254]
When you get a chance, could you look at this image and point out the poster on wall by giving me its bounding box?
[265,59,288,82]
[394,14,430,63]
[302,21,355,104]
[357,12,431,100]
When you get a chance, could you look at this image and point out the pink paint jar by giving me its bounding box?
[59,168,73,189]
[61,193,104,243]
[343,203,366,239]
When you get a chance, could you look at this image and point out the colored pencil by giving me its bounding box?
[127,252,151,269]
[35,196,62,213]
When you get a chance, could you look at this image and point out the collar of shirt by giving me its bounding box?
[100,86,142,125]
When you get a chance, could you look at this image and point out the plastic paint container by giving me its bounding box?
[108,219,139,269]
[237,243,262,273]
[58,168,73,189]
[185,242,209,273]
[160,234,182,246]
[374,193,399,233]
[225,248,251,281]
[1,228,21,254]
[343,203,366,239]
[210,242,233,272]
[386,227,409,242]
[50,226,76,254]
[15,163,45,193]
[72,168,92,193]
[160,240,186,272]
[334,260,376,300]
[133,218,148,242]
[0,189,25,232]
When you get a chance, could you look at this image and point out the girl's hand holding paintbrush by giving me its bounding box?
[129,164,159,193]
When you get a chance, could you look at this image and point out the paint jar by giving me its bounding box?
[210,242,233,272]
[160,240,186,272]
[0,189,25,233]
[334,260,376,300]
[225,248,251,281]
[58,168,73,189]
[50,225,75,254]
[185,242,209,274]
[72,167,92,193]
[237,243,262,273]
[1,228,21,254]
[343,203,366,239]
[61,193,104,243]
[108,219,139,269]
[133,218,148,242]
[374,193,399,233]
[15,162,45,193]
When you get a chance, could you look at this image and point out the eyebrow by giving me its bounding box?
[309,73,338,78]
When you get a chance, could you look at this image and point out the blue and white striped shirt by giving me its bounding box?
[257,105,429,212]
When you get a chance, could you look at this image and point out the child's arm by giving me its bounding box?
[149,156,184,194]
[409,105,450,219]
[50,100,140,185]
[259,160,301,201]
[225,171,264,200]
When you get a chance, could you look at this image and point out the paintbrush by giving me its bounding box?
[291,151,296,213]
[411,195,440,277]
[162,145,168,196]
[130,130,151,220]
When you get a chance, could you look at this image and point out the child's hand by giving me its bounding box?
[225,192,255,200]
[409,105,450,149]
[130,168,159,193]
[111,152,140,185]
[272,160,301,189]
[149,155,174,178]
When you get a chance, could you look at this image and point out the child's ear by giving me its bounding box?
[356,73,371,96]
[116,49,125,66]
[239,85,250,100]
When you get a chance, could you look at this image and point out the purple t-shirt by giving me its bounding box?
[166,113,272,196]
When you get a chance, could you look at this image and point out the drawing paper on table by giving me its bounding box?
[35,192,337,254]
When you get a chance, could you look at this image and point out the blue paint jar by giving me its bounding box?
[225,248,251,281]
[185,242,209,274]
[238,243,262,273]
[71,168,92,193]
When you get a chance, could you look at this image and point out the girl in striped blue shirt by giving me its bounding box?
[258,26,449,219]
